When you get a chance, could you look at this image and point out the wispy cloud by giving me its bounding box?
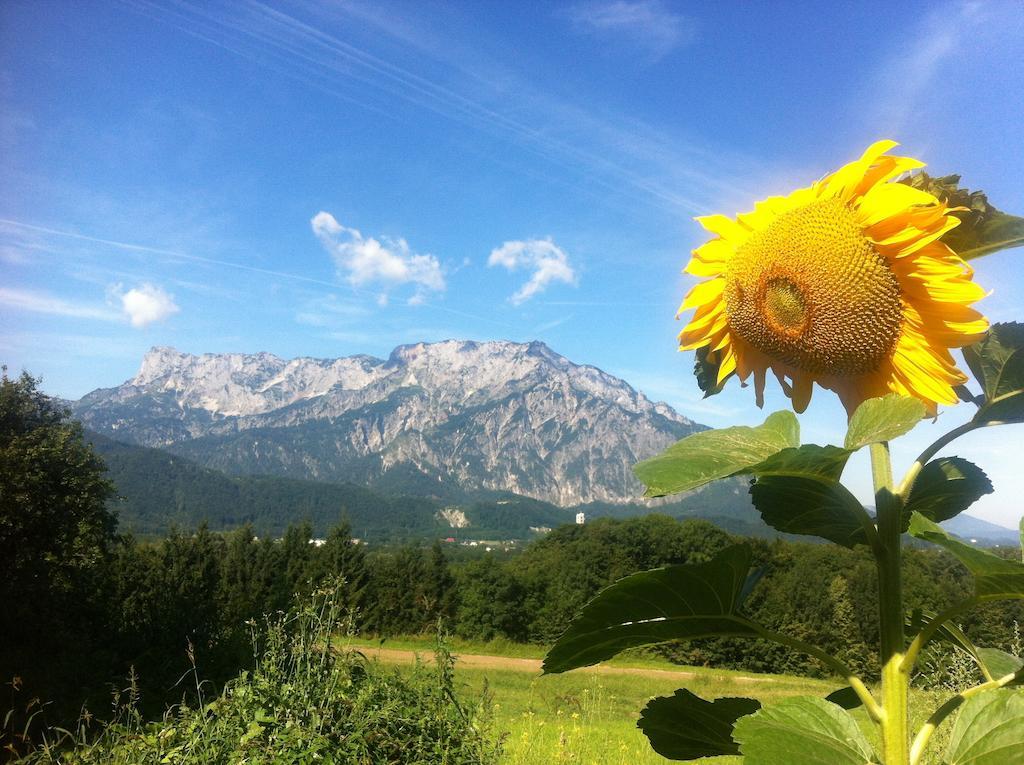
[533,315,574,334]
[311,212,445,305]
[295,293,371,328]
[563,0,695,60]
[109,282,180,327]
[488,238,577,304]
[119,1,759,217]
[862,1,983,135]
[0,286,120,322]
[0,218,343,289]
[0,218,508,329]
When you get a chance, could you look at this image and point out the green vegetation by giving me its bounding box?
[17,584,499,765]
[87,428,782,541]
[4,370,1022,763]
[339,638,968,765]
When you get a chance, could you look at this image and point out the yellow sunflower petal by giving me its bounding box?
[790,374,813,413]
[695,214,751,243]
[823,139,900,202]
[854,182,939,227]
[685,239,733,277]
[717,345,738,384]
[680,278,725,311]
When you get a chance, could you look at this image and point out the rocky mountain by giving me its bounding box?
[73,341,700,506]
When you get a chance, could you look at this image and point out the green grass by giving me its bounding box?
[467,665,838,765]
[344,637,843,764]
[345,637,965,765]
[359,634,549,660]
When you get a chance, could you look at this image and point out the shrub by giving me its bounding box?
[17,581,502,764]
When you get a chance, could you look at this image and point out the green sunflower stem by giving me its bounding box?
[870,441,910,765]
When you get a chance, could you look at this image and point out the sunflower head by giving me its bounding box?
[679,140,988,415]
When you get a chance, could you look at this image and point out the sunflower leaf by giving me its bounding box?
[694,345,732,398]
[906,608,1002,681]
[900,172,1024,260]
[744,444,873,547]
[946,689,1024,765]
[750,475,869,548]
[733,697,879,765]
[954,385,981,406]
[542,544,759,674]
[974,648,1024,683]
[962,323,1024,424]
[844,394,926,450]
[637,690,760,761]
[633,411,799,498]
[824,686,863,711]
[907,513,1024,599]
[905,457,994,523]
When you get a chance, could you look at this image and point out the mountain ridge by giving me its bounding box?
[73,340,699,506]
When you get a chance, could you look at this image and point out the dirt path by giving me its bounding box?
[351,646,771,684]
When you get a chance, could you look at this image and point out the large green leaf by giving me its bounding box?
[908,513,1024,599]
[905,457,994,523]
[844,394,926,451]
[637,689,760,761]
[733,696,878,765]
[542,545,758,674]
[946,689,1024,765]
[899,173,1024,260]
[974,648,1024,682]
[962,323,1024,424]
[746,445,870,547]
[634,411,799,498]
[956,212,1024,260]
[750,444,852,482]
[824,686,863,710]
[909,608,981,660]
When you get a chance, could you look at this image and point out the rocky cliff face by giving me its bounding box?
[74,341,699,505]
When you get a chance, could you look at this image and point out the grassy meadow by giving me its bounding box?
[344,636,962,765]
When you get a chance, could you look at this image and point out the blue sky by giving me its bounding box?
[2,1,1023,526]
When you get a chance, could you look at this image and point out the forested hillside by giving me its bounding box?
[87,429,781,540]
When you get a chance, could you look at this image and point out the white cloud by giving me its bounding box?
[564,0,695,60]
[111,283,180,327]
[0,287,120,321]
[487,238,577,305]
[311,212,445,305]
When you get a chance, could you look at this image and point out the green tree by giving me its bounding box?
[422,540,458,628]
[316,519,370,619]
[0,370,116,645]
[456,556,527,641]
[366,546,428,635]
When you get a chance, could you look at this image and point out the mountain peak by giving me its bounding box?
[75,341,699,505]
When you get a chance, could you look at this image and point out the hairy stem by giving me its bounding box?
[871,441,909,765]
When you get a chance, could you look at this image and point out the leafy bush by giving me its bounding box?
[17,582,501,765]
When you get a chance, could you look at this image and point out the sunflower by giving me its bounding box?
[678,140,988,416]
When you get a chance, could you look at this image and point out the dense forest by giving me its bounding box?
[86,427,779,541]
[3,370,1023,757]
